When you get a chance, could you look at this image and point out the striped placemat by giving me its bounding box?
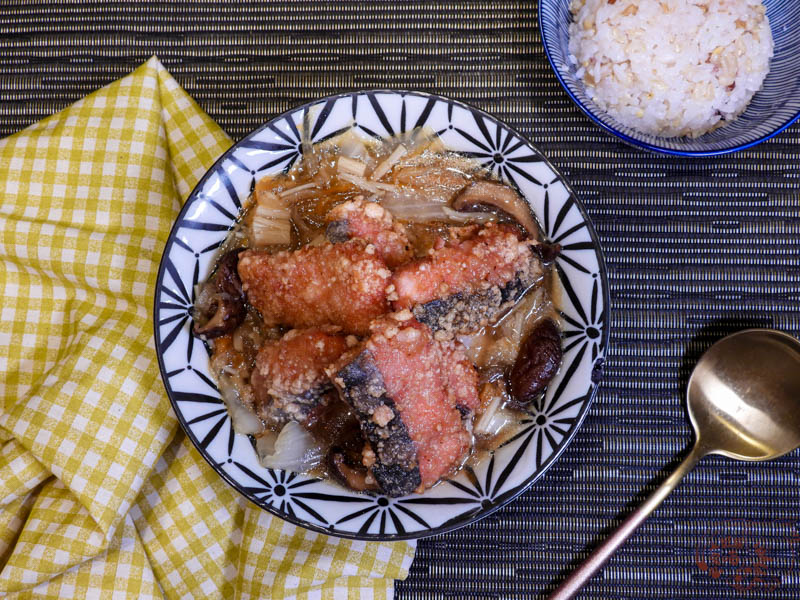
[2,2,798,598]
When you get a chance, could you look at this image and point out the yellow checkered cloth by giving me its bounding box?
[0,56,415,599]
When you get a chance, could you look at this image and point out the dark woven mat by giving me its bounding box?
[2,2,799,598]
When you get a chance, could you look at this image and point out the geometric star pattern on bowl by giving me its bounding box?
[154,90,610,539]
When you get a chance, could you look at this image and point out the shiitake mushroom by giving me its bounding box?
[192,249,247,339]
[532,241,562,264]
[327,450,379,492]
[508,318,562,408]
[452,180,539,239]
[452,180,562,263]
[307,395,380,492]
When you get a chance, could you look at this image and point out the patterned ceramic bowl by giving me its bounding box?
[154,91,609,540]
[539,0,800,156]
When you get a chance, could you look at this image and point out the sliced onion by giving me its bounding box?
[382,202,452,222]
[474,380,516,437]
[339,172,400,195]
[402,127,442,156]
[340,137,369,160]
[371,144,407,181]
[379,190,449,221]
[251,191,291,246]
[441,207,499,224]
[474,392,503,436]
[379,187,445,207]
[475,405,516,437]
[218,377,263,436]
[338,156,367,177]
[379,193,500,224]
[278,182,317,198]
[256,421,324,473]
[289,204,318,244]
[499,287,547,344]
[255,430,277,456]
[457,332,491,367]
[252,214,291,246]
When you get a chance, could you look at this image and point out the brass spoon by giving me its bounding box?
[550,329,800,600]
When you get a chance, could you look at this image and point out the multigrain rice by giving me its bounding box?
[568,0,773,138]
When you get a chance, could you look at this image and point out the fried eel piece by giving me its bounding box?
[391,223,542,337]
[250,327,353,427]
[325,198,413,268]
[238,239,391,335]
[331,312,479,496]
[333,350,420,497]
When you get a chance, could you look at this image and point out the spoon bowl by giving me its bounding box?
[551,329,800,599]
[688,329,800,461]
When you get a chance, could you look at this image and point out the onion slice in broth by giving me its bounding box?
[218,375,264,436]
[256,421,324,472]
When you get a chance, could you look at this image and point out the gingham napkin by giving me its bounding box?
[0,56,415,599]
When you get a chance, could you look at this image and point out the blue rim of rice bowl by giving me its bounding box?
[538,8,800,157]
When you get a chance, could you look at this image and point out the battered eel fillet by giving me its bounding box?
[237,239,391,335]
[250,327,353,428]
[325,198,413,268]
[391,223,543,338]
[330,312,480,497]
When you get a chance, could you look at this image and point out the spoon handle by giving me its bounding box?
[548,442,706,600]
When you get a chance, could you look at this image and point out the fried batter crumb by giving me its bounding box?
[363,315,479,490]
[250,326,350,427]
[392,223,535,310]
[325,198,414,268]
[238,239,390,335]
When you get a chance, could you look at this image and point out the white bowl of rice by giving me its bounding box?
[569,0,772,139]
[539,0,800,155]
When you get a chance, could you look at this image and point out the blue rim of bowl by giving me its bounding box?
[538,4,800,157]
[153,89,611,540]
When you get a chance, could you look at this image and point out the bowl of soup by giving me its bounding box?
[154,90,609,539]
